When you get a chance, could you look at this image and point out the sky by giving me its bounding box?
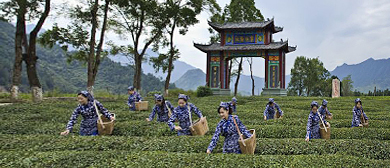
[3,0,390,78]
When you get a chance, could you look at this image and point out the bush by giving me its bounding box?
[1,96,390,166]
[196,86,213,97]
[165,89,196,98]
[146,90,162,97]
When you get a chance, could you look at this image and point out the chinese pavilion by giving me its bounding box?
[194,18,296,96]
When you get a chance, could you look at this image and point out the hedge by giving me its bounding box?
[1,135,390,160]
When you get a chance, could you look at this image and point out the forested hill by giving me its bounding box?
[0,21,173,94]
[331,58,390,93]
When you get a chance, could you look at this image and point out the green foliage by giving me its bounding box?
[196,86,213,97]
[208,0,264,43]
[167,88,196,98]
[1,91,390,166]
[288,56,331,96]
[0,21,174,95]
[342,75,354,96]
[146,90,162,97]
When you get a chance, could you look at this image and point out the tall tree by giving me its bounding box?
[39,0,111,95]
[287,56,330,96]
[150,0,220,96]
[110,0,167,92]
[208,0,264,95]
[341,75,354,96]
[1,0,51,102]
[246,57,255,96]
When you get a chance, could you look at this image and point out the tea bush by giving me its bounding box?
[1,95,390,167]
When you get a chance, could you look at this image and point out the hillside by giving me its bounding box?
[174,69,206,90]
[109,52,196,82]
[331,58,390,93]
[0,21,172,94]
[173,68,293,96]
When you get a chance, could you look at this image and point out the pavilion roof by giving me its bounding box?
[208,18,283,33]
[194,41,296,53]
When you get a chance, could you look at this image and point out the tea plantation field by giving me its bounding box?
[1,96,390,167]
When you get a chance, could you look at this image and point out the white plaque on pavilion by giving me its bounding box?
[332,79,340,98]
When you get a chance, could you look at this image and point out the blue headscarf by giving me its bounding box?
[355,98,362,105]
[219,101,230,110]
[232,97,237,103]
[178,94,189,102]
[269,98,275,104]
[322,99,328,106]
[154,94,164,101]
[311,101,319,108]
[127,86,135,91]
[78,91,94,102]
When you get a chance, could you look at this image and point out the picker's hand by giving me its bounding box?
[358,124,363,127]
[110,116,115,121]
[305,137,309,142]
[60,130,70,136]
[174,126,182,131]
[146,118,151,122]
[263,116,267,121]
[326,122,330,127]
[279,115,283,119]
[206,149,211,154]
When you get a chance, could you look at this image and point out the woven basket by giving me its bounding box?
[274,111,281,119]
[326,114,333,120]
[360,115,368,128]
[97,113,115,135]
[238,129,256,154]
[319,123,330,140]
[135,101,149,111]
[190,117,209,136]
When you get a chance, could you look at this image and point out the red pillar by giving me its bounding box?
[225,57,229,89]
[206,53,210,87]
[265,51,269,89]
[220,51,224,89]
[283,53,286,88]
[279,49,283,88]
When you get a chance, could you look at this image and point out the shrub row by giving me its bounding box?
[1,135,390,160]
[2,150,390,167]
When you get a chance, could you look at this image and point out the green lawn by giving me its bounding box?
[1,95,389,167]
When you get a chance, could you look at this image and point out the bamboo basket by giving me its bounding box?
[319,123,330,140]
[274,111,281,119]
[97,113,115,135]
[135,101,149,111]
[361,115,369,128]
[190,117,209,136]
[238,129,256,154]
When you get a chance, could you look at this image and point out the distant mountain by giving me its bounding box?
[173,68,292,96]
[331,58,390,93]
[108,50,196,82]
[174,69,206,91]
[0,21,172,94]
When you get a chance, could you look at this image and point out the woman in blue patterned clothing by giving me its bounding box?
[230,97,237,113]
[127,86,142,111]
[351,98,368,127]
[167,94,203,136]
[263,98,283,120]
[318,99,333,122]
[207,102,252,154]
[60,91,115,136]
[146,94,174,122]
[305,101,328,141]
